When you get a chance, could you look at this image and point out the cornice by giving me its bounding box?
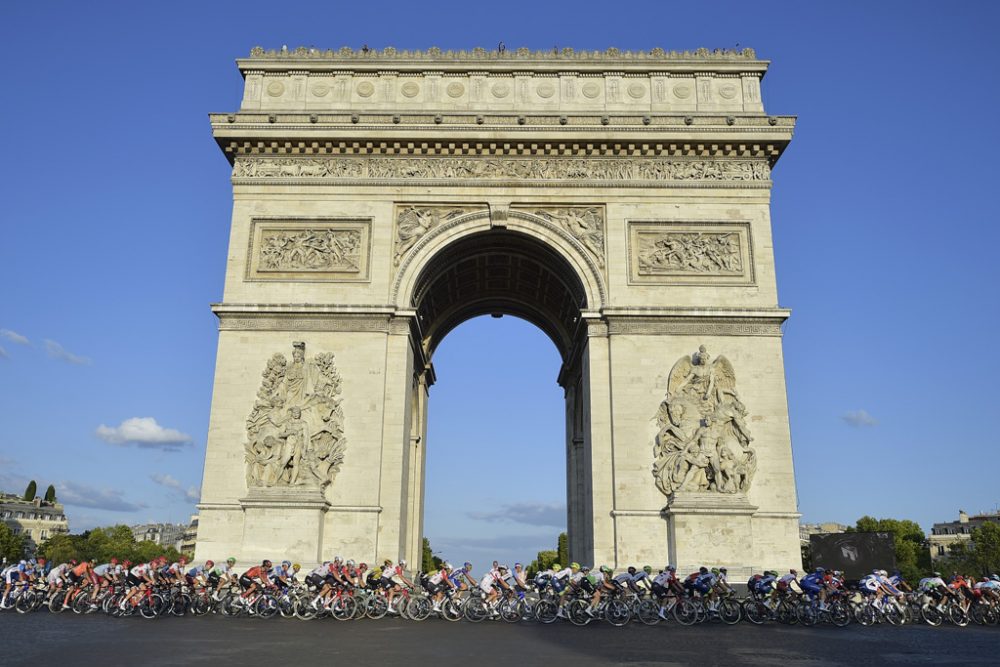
[239,46,768,77]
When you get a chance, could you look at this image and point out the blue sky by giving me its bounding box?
[2,1,998,566]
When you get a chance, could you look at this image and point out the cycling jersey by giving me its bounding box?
[130,563,151,579]
[71,563,90,577]
[429,570,448,585]
[695,572,717,589]
[48,563,70,583]
[244,566,269,581]
[448,567,470,585]
[918,576,945,591]
[186,566,207,579]
[800,572,824,594]
[653,572,673,587]
[93,564,114,577]
[209,564,231,578]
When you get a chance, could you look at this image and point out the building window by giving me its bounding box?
[937,546,945,555]
[11,527,20,535]
[40,530,48,540]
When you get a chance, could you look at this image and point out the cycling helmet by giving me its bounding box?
[600,565,612,574]
[227,557,236,564]
[627,566,637,575]
[666,564,676,571]
[383,559,393,566]
[262,559,272,568]
[551,563,560,571]
[346,559,355,567]
[442,562,452,570]
[932,571,941,577]
[570,562,581,570]
[581,565,591,572]
[334,555,343,563]
[991,574,1000,582]
[720,567,727,573]
[464,562,473,569]
[111,557,118,565]
[206,560,215,568]
[357,563,366,570]
[879,570,888,577]
[293,564,301,571]
[711,568,720,575]
[399,559,407,567]
[643,565,652,574]
[282,560,292,569]
[815,567,824,574]
[699,566,708,574]
[514,562,522,569]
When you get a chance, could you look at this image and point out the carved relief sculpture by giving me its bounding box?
[652,346,756,498]
[245,342,346,491]
[637,231,742,275]
[527,207,605,267]
[258,228,362,272]
[394,206,475,265]
[234,157,770,183]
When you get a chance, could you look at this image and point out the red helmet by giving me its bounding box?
[111,557,119,565]
[206,560,215,568]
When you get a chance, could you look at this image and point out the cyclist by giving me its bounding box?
[511,563,530,594]
[121,560,156,610]
[800,567,828,609]
[385,559,414,614]
[64,560,95,609]
[239,560,272,601]
[208,557,237,599]
[478,563,510,609]
[1,560,31,609]
[185,560,215,588]
[425,561,453,610]
[614,565,651,595]
[448,562,477,591]
[587,565,617,616]
[92,558,122,598]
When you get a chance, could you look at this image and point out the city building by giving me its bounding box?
[179,515,198,557]
[0,493,70,555]
[800,522,849,548]
[928,509,1000,560]
[130,522,186,550]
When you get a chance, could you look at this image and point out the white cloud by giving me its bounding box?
[842,409,878,428]
[0,329,30,345]
[469,502,567,528]
[44,339,91,365]
[96,417,192,449]
[151,473,200,503]
[0,345,7,359]
[58,481,146,512]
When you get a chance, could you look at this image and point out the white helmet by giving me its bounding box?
[334,555,343,563]
[346,559,355,567]
[399,559,407,567]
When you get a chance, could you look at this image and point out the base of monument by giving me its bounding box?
[664,492,758,578]
[239,486,330,564]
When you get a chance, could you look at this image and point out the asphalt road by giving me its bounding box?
[0,614,997,667]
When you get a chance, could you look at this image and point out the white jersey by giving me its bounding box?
[553,567,573,580]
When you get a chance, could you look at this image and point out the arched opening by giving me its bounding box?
[404,229,593,566]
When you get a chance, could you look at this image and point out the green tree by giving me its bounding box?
[44,484,56,503]
[969,522,1000,576]
[37,533,83,563]
[849,516,931,583]
[23,480,37,502]
[0,523,26,561]
[557,532,569,568]
[526,550,558,578]
[421,537,442,573]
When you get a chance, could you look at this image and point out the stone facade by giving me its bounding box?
[928,510,1000,560]
[131,523,186,549]
[196,46,802,575]
[0,495,69,556]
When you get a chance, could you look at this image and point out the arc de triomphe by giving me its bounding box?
[195,46,802,574]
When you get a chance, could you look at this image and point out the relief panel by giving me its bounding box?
[627,221,754,285]
[246,218,371,282]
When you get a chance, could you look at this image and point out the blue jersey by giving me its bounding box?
[801,573,824,588]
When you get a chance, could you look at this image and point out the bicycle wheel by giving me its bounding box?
[796,602,818,627]
[534,599,558,624]
[567,599,591,626]
[829,601,852,627]
[464,596,488,623]
[673,598,698,626]
[604,599,631,627]
[719,598,742,625]
[172,594,192,617]
[856,604,876,627]
[442,597,463,622]
[16,592,37,614]
[775,600,798,625]
[883,603,903,626]
[139,595,160,619]
[405,596,431,622]
[256,594,279,619]
[71,593,91,615]
[499,597,524,623]
[920,603,942,627]
[948,604,969,627]
[743,600,768,625]
[636,598,661,626]
[48,590,67,614]
[366,594,388,620]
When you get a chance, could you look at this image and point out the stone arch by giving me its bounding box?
[391,209,607,321]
